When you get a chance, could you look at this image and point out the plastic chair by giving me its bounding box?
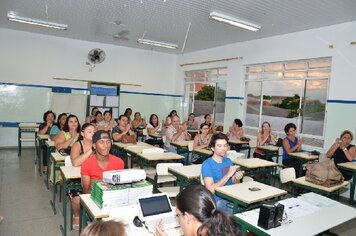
[154,163,183,197]
[280,167,296,183]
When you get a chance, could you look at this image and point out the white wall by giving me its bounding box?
[177,20,356,149]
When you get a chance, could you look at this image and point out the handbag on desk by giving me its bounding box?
[305,160,344,187]
[121,134,137,144]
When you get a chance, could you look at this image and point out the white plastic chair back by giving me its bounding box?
[65,155,73,166]
[142,148,164,154]
[156,163,183,175]
[280,167,296,183]
[143,129,148,136]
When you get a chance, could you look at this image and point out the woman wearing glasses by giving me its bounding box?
[156,185,239,236]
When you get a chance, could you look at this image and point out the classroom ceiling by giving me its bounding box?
[1,0,356,54]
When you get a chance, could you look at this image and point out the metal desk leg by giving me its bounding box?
[60,174,67,236]
[50,160,57,214]
[350,172,356,205]
[18,127,21,156]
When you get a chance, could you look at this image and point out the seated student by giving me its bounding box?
[191,123,212,164]
[226,118,244,141]
[112,115,136,142]
[85,107,99,124]
[202,114,216,134]
[202,133,244,215]
[97,110,117,132]
[131,112,147,130]
[164,110,177,128]
[81,220,127,236]
[165,115,191,159]
[69,123,95,230]
[55,114,81,151]
[145,114,163,146]
[94,111,104,128]
[38,110,56,173]
[282,123,304,177]
[185,113,199,131]
[49,113,67,142]
[156,185,239,236]
[124,107,133,123]
[326,130,356,180]
[81,130,125,194]
[253,121,276,161]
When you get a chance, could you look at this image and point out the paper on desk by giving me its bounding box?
[279,197,319,219]
[300,192,337,207]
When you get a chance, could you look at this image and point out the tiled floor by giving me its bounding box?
[0,148,355,236]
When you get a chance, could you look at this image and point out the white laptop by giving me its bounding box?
[137,193,179,231]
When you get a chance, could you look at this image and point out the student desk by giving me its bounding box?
[108,204,183,236]
[123,144,158,168]
[18,122,39,156]
[192,148,213,162]
[112,142,151,168]
[45,140,56,189]
[79,194,110,233]
[49,152,65,215]
[338,162,356,205]
[168,164,202,191]
[292,176,350,197]
[136,152,184,169]
[170,140,192,154]
[35,134,48,176]
[234,192,356,236]
[233,158,278,183]
[147,132,164,147]
[228,140,251,158]
[257,145,280,162]
[288,152,319,177]
[187,129,199,139]
[59,166,81,236]
[215,181,287,214]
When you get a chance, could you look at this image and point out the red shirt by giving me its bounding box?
[81,154,124,188]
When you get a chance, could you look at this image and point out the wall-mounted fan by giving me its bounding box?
[88,48,106,64]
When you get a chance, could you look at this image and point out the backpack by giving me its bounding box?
[305,160,344,187]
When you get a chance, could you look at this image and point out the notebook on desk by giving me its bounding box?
[137,193,179,231]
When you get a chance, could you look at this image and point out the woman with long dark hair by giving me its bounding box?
[156,185,239,236]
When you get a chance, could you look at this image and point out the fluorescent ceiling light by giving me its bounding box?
[137,38,178,50]
[209,11,261,32]
[7,12,67,30]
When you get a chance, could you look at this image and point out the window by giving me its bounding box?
[183,68,227,128]
[245,58,330,147]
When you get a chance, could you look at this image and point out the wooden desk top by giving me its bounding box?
[45,140,55,147]
[258,145,279,152]
[338,162,356,171]
[171,141,193,147]
[168,164,202,179]
[113,141,151,149]
[228,140,249,145]
[60,166,81,179]
[289,152,318,161]
[216,181,287,205]
[80,194,110,219]
[138,152,184,161]
[51,152,66,162]
[193,148,213,156]
[292,177,349,192]
[124,145,159,155]
[19,123,39,129]
[37,134,49,140]
[233,158,278,169]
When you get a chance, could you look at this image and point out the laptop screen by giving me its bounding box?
[138,195,172,217]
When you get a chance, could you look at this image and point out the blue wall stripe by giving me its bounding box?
[226,96,244,100]
[0,82,87,91]
[0,122,39,128]
[120,90,183,98]
[327,100,356,104]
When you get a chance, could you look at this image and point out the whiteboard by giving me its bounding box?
[51,93,87,124]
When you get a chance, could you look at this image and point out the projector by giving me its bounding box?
[103,169,146,184]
